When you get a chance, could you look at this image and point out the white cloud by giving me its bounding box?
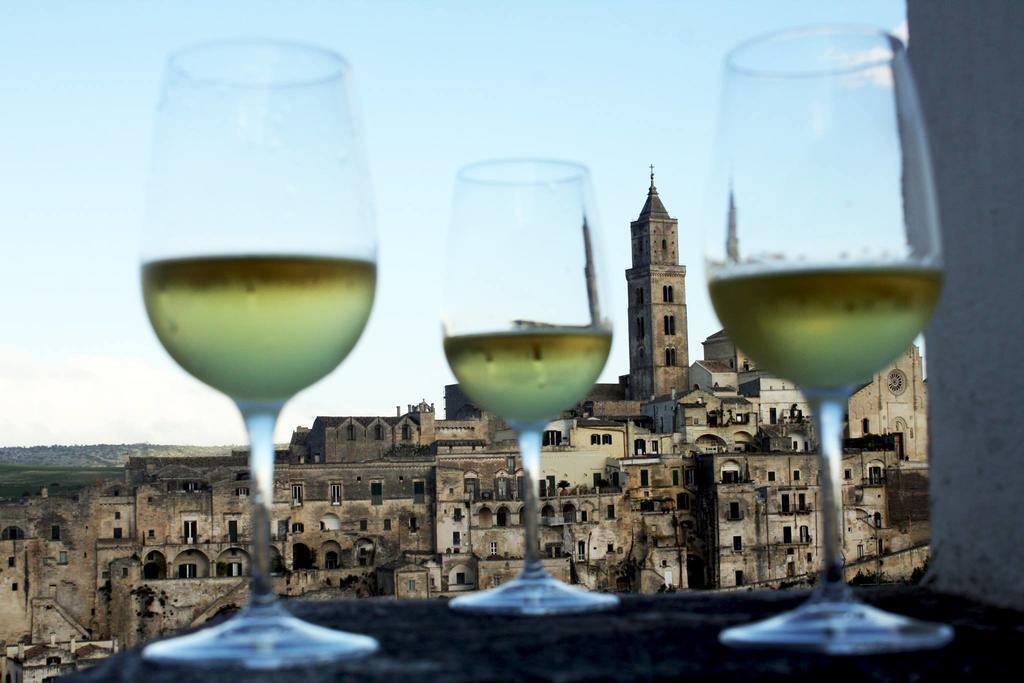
[0,347,313,447]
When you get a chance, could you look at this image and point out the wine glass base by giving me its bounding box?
[719,598,953,655]
[142,602,379,669]
[449,573,618,616]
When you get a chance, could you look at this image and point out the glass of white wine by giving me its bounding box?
[443,159,619,615]
[706,26,953,653]
[139,40,379,668]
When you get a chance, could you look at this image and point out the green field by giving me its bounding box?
[0,463,123,499]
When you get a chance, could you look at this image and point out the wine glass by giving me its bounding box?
[442,159,618,615]
[139,40,379,668]
[705,26,953,654]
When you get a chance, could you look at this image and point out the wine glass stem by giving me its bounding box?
[807,390,854,603]
[516,426,548,580]
[240,402,285,608]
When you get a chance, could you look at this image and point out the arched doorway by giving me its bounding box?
[686,555,707,589]
[292,543,314,570]
[143,550,166,579]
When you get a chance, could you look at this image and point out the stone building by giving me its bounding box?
[626,171,689,400]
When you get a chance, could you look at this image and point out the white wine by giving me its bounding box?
[444,329,611,424]
[709,267,941,388]
[143,256,375,402]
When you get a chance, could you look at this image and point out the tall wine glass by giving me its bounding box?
[705,26,953,653]
[442,160,618,615]
[139,40,378,667]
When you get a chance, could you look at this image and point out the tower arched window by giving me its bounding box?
[637,317,644,340]
[401,424,411,441]
[374,424,384,440]
[665,347,676,366]
[862,418,870,435]
[346,424,355,441]
[636,288,643,305]
[663,285,674,302]
[661,239,667,250]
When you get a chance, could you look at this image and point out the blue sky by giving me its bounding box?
[0,0,906,446]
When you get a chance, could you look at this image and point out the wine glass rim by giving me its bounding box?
[457,158,590,186]
[726,24,904,80]
[167,38,350,89]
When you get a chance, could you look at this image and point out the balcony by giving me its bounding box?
[64,586,1021,683]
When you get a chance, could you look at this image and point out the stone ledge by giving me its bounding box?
[65,587,1024,682]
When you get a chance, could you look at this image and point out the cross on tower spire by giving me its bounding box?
[649,164,655,189]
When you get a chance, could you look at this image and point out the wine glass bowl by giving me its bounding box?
[705,26,952,653]
[442,159,618,615]
[139,40,379,668]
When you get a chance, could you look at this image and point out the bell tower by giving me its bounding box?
[626,168,689,400]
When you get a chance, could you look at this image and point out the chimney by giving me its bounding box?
[396,406,400,417]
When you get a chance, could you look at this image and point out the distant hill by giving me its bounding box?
[0,444,239,468]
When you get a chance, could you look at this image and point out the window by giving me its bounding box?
[663,285,674,302]
[578,540,586,560]
[768,471,776,482]
[781,494,790,513]
[401,424,411,441]
[413,481,425,504]
[637,317,645,340]
[464,476,479,500]
[637,288,644,304]
[46,656,61,666]
[580,510,588,522]
[733,536,742,551]
[371,481,383,505]
[291,484,303,506]
[844,469,853,480]
[228,520,238,542]
[793,470,801,482]
[798,493,806,511]
[792,441,799,451]
[359,519,367,531]
[178,563,197,579]
[346,424,355,440]
[11,582,17,591]
[735,570,744,586]
[455,572,466,585]
[640,470,650,487]
[452,531,461,546]
[490,541,498,557]
[330,484,342,505]
[374,424,384,440]
[291,523,304,533]
[728,502,741,520]
[874,512,883,528]
[684,469,694,486]
[228,562,242,576]
[593,472,602,488]
[51,525,60,540]
[634,439,646,455]
[602,434,612,445]
[407,579,417,592]
[799,525,810,543]
[591,434,600,445]
[409,516,418,531]
[114,511,121,520]
[650,440,659,454]
[869,466,883,485]
[542,430,562,446]
[662,238,667,250]
[663,315,676,335]
[113,527,122,539]
[606,504,616,520]
[862,418,870,434]
[722,470,739,484]
[58,551,68,565]
[496,508,508,527]
[672,470,680,486]
[677,492,689,510]
[858,543,865,559]
[122,567,129,578]
[783,526,793,544]
[7,557,13,568]
[769,408,777,424]
[665,347,676,366]
[453,508,463,521]
[384,518,392,531]
[235,487,249,497]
